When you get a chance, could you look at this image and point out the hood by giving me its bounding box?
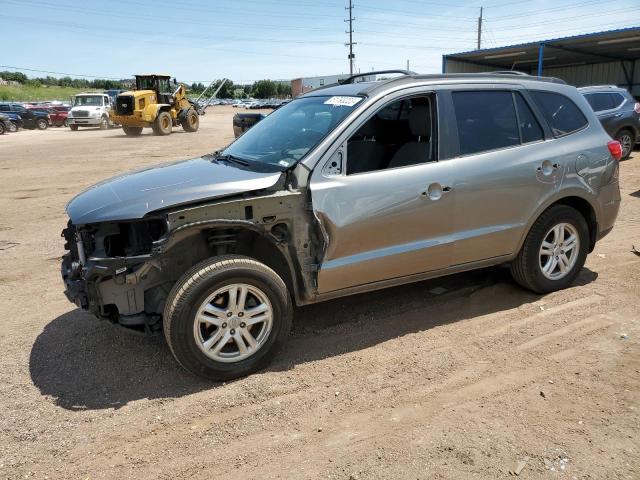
[66,157,282,224]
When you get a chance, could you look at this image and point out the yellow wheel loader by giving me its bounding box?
[110,74,202,136]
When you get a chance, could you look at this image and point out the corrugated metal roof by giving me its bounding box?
[446,26,640,58]
[443,26,640,69]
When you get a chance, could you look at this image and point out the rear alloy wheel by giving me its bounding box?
[36,118,48,130]
[163,255,292,381]
[8,122,17,133]
[63,118,68,127]
[182,109,199,132]
[615,129,634,160]
[122,126,143,136]
[99,116,108,130]
[153,111,172,136]
[0,122,5,135]
[510,205,588,293]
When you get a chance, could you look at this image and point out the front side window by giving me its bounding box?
[453,91,520,155]
[530,91,588,136]
[346,95,435,175]
[222,95,362,171]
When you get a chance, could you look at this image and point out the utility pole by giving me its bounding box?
[477,6,483,50]
[345,0,356,75]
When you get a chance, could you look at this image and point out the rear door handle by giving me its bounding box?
[537,160,558,174]
[422,183,452,201]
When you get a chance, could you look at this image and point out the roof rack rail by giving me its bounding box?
[487,70,529,76]
[339,69,416,85]
[577,85,619,89]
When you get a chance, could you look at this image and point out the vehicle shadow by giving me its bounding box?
[30,266,598,411]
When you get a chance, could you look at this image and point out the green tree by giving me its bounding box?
[251,79,278,99]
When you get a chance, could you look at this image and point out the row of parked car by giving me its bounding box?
[0,101,71,134]
[229,98,289,109]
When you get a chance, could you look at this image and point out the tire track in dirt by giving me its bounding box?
[53,288,626,479]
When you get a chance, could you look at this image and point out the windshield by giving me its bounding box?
[222,95,362,171]
[74,96,104,106]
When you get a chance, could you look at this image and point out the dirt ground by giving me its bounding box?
[0,106,638,479]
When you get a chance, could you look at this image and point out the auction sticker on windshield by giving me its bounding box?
[324,96,361,107]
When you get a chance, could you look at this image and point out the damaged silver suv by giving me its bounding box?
[62,71,621,380]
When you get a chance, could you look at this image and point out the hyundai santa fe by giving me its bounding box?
[61,71,621,380]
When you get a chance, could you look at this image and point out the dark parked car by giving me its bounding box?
[233,112,266,137]
[1,112,23,131]
[579,85,640,159]
[0,113,11,134]
[0,103,50,130]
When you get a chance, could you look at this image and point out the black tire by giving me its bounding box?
[614,128,635,160]
[99,116,109,130]
[8,122,17,133]
[36,118,48,130]
[510,205,589,294]
[0,122,5,135]
[70,124,79,131]
[182,109,199,132]
[63,118,68,127]
[122,126,143,136]
[163,255,293,381]
[152,111,172,136]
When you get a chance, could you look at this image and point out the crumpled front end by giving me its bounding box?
[60,219,167,334]
[61,222,91,310]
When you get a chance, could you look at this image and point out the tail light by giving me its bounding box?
[634,102,640,114]
[607,140,623,161]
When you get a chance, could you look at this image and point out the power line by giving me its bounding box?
[0,65,122,80]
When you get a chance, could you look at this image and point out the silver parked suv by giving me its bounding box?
[61,71,621,380]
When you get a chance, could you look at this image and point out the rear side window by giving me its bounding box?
[452,91,520,155]
[530,91,587,136]
[584,93,615,112]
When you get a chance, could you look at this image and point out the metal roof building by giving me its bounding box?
[442,27,640,96]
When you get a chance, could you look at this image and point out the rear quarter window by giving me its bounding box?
[530,91,588,137]
[610,93,626,108]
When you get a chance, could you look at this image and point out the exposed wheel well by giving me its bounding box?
[162,227,296,303]
[551,196,597,252]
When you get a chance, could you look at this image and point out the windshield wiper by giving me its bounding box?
[212,153,250,167]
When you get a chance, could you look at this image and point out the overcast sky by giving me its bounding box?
[1,0,639,84]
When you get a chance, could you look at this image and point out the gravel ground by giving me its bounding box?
[0,107,638,479]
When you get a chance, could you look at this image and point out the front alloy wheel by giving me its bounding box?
[194,284,273,363]
[163,255,292,380]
